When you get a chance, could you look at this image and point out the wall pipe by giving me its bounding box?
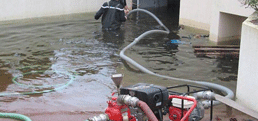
[120,8,234,108]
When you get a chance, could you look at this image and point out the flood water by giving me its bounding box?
[0,8,239,121]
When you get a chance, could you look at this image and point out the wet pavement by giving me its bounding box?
[0,7,256,121]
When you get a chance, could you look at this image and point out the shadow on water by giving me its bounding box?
[214,58,239,81]
[0,60,12,92]
[98,29,125,49]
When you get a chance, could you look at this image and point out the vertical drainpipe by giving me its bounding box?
[136,0,139,22]
[137,0,139,8]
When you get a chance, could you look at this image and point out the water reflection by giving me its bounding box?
[0,13,122,113]
[0,60,12,92]
[99,29,125,48]
[0,13,119,109]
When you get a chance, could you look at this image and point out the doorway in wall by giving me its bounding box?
[167,0,180,27]
[132,0,168,9]
[131,0,180,29]
[218,12,247,45]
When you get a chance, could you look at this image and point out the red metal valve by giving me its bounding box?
[105,98,136,121]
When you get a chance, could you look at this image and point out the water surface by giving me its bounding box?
[0,8,239,121]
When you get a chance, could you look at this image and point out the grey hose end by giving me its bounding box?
[117,95,139,107]
[197,91,229,109]
[202,100,213,109]
[194,91,216,109]
[87,114,109,121]
[195,91,215,100]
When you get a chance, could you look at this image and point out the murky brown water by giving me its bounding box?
[0,8,242,121]
[0,12,121,120]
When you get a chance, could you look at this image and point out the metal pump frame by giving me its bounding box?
[167,84,214,121]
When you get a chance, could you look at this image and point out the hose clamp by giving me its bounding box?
[87,114,109,121]
[117,95,139,107]
[196,91,215,100]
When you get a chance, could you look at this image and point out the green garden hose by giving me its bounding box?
[0,66,76,120]
[0,113,32,121]
[0,70,75,97]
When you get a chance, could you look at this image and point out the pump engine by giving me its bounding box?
[120,83,169,120]
[87,82,210,121]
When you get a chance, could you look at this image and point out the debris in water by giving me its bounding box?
[164,39,191,50]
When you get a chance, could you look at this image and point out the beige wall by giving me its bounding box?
[180,0,258,112]
[0,0,108,21]
[209,0,254,42]
[179,0,212,31]
[236,11,258,112]
[180,0,254,43]
[214,12,247,43]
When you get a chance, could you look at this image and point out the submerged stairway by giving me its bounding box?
[193,45,240,58]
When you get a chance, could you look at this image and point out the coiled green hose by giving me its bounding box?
[0,66,75,120]
[0,113,32,121]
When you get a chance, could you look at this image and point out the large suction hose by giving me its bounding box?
[120,9,234,108]
[126,9,170,32]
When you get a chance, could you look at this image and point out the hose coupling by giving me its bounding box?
[195,91,215,100]
[117,95,139,107]
[87,114,109,121]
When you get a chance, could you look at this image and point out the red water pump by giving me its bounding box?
[168,95,197,121]
[105,97,136,121]
[87,83,206,121]
[169,106,189,121]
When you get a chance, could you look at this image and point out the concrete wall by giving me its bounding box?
[179,0,212,31]
[0,0,133,21]
[0,0,107,21]
[215,12,247,43]
[179,0,258,112]
[236,11,258,112]
[209,0,254,42]
[179,0,254,43]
